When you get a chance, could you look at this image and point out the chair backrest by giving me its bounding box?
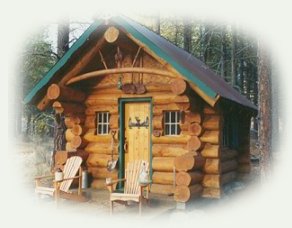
[60,156,82,192]
[124,160,149,195]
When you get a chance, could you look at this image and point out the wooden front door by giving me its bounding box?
[124,102,151,166]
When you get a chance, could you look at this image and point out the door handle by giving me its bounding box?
[124,141,128,152]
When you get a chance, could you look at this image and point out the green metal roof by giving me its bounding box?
[24,15,256,110]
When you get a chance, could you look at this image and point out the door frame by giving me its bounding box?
[118,98,153,188]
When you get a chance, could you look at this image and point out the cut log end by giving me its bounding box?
[104,26,119,43]
[170,78,187,95]
[47,84,60,100]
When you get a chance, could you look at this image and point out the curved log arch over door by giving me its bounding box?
[65,67,176,85]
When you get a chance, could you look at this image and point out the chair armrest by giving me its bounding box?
[53,175,81,183]
[35,175,54,180]
[106,178,126,186]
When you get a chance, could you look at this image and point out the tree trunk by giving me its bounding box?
[183,18,192,52]
[257,39,272,179]
[230,27,237,87]
[57,20,70,58]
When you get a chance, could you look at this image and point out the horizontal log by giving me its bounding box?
[204,158,220,174]
[221,148,238,161]
[150,183,174,195]
[52,101,85,114]
[179,123,189,131]
[47,84,86,102]
[200,130,220,144]
[86,154,118,167]
[237,153,250,164]
[175,171,203,186]
[85,98,117,107]
[174,184,203,202]
[85,106,118,115]
[152,144,188,157]
[152,172,175,185]
[152,135,190,144]
[202,174,220,188]
[221,171,237,185]
[188,123,202,136]
[152,157,175,172]
[88,167,118,179]
[152,115,163,130]
[202,187,221,198]
[64,115,85,128]
[187,136,202,151]
[201,143,220,158]
[203,105,218,114]
[184,111,201,124]
[221,160,238,173]
[202,115,220,130]
[153,103,189,115]
[145,84,172,92]
[91,179,107,190]
[174,154,205,172]
[152,94,189,105]
[109,114,119,129]
[85,142,118,154]
[84,116,96,129]
[83,129,117,143]
[54,150,88,166]
[170,78,187,95]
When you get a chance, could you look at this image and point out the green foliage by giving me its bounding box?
[21,28,57,139]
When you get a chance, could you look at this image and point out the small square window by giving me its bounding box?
[164,111,181,136]
[96,112,110,135]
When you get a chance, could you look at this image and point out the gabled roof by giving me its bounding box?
[24,15,257,111]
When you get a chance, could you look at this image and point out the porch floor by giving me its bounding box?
[34,182,255,220]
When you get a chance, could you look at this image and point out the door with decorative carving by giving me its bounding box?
[124,102,150,166]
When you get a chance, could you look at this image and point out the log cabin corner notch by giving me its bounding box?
[24,15,257,201]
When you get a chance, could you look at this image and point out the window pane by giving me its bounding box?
[98,125,102,134]
[171,124,176,135]
[102,124,107,134]
[165,112,170,123]
[98,113,102,123]
[171,112,176,122]
[165,124,169,135]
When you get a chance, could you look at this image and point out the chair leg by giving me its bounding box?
[110,201,113,215]
[139,199,142,216]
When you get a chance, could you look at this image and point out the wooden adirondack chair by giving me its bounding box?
[35,156,86,202]
[106,160,151,215]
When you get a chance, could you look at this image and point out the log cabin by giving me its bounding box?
[24,16,257,202]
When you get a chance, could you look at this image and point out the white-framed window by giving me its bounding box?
[164,111,181,136]
[96,112,110,135]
